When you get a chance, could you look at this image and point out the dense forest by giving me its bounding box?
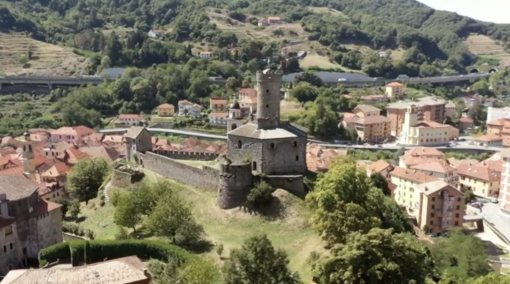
[2,0,510,76]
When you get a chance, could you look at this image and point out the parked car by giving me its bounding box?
[490,197,498,203]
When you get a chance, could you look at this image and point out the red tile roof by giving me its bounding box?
[156,103,175,109]
[390,166,439,183]
[178,100,193,106]
[51,126,94,137]
[41,162,70,178]
[118,114,141,119]
[29,199,62,218]
[459,117,474,123]
[387,82,403,87]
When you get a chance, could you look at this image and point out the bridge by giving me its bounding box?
[0,75,105,90]
[0,72,493,90]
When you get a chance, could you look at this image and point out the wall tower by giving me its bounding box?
[256,69,282,129]
[21,132,36,182]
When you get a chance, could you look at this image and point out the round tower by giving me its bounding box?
[256,69,282,129]
[217,161,253,209]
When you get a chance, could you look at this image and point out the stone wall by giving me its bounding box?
[266,175,305,198]
[111,168,144,188]
[141,152,220,191]
[154,150,219,161]
[218,163,253,209]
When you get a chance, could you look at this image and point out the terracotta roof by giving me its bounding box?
[475,134,502,142]
[354,115,389,125]
[268,16,281,21]
[390,166,439,184]
[457,163,500,182]
[50,126,94,137]
[192,104,202,108]
[209,112,229,118]
[210,97,228,104]
[200,51,213,55]
[156,103,174,109]
[447,158,478,169]
[84,133,105,144]
[238,88,257,96]
[386,82,403,87]
[178,100,193,106]
[118,114,141,119]
[369,160,391,173]
[417,180,463,197]
[41,162,70,178]
[4,256,148,284]
[65,147,89,164]
[404,148,444,158]
[29,198,62,218]
[353,104,381,113]
[80,146,120,162]
[415,121,449,128]
[410,160,455,174]
[459,117,473,123]
[0,166,24,176]
[103,135,124,144]
[0,175,38,200]
[488,118,508,126]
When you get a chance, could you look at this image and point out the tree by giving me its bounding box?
[465,190,475,204]
[216,243,224,258]
[290,82,319,103]
[67,158,108,204]
[430,229,492,281]
[294,72,323,87]
[69,200,81,220]
[224,235,301,284]
[145,189,204,247]
[56,199,70,219]
[100,55,111,68]
[179,259,222,284]
[246,181,274,207]
[114,192,142,233]
[370,172,391,196]
[313,228,432,284]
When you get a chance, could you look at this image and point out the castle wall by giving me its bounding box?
[111,169,145,188]
[261,137,307,175]
[227,135,262,170]
[266,175,305,198]
[141,152,219,191]
[153,150,219,161]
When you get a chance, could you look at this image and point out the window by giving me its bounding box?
[266,104,269,108]
[432,197,435,202]
[3,245,6,253]
[266,89,269,93]
[455,213,459,218]
[9,243,13,250]
[5,225,13,236]
[293,141,297,147]
[238,140,242,148]
[455,221,459,226]
[430,221,434,225]
[456,205,460,210]
[296,155,299,161]
[457,197,461,202]
[431,205,435,209]
[431,213,435,217]
[270,143,275,149]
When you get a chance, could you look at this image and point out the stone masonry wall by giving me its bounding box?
[154,150,219,161]
[141,152,220,191]
[111,170,134,188]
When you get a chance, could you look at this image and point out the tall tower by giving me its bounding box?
[22,132,36,182]
[256,69,282,129]
[403,104,418,130]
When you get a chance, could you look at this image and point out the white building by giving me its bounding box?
[178,100,202,118]
[116,114,142,126]
[487,107,510,125]
[199,52,215,59]
[499,150,510,211]
[148,29,164,38]
[208,112,229,125]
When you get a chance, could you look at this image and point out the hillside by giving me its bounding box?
[0,33,89,75]
[1,0,510,75]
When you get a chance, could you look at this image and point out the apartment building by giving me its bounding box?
[50,126,94,144]
[209,97,228,112]
[416,181,464,235]
[387,97,446,136]
[390,166,438,211]
[352,104,381,117]
[398,105,452,146]
[487,106,510,124]
[342,105,391,143]
[115,114,142,127]
[155,103,175,116]
[445,102,456,118]
[498,149,510,211]
[385,82,404,98]
[457,161,500,198]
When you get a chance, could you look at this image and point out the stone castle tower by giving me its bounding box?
[255,70,282,129]
[21,132,36,182]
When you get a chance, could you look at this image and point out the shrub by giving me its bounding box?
[39,240,194,267]
[85,229,96,240]
[115,226,130,240]
[247,181,274,206]
[110,190,122,207]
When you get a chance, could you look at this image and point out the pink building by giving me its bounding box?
[50,126,94,144]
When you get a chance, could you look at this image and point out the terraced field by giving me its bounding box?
[0,33,89,75]
[465,34,510,67]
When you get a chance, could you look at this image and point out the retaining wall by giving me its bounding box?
[141,151,219,190]
[154,150,219,161]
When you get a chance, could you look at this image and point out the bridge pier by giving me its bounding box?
[48,83,52,90]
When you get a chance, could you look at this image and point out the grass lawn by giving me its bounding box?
[142,169,325,283]
[77,198,117,240]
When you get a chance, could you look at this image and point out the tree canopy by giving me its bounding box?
[67,158,108,204]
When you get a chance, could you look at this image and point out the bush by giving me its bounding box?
[115,226,130,240]
[247,181,274,206]
[85,229,96,240]
[39,240,194,267]
[110,190,122,207]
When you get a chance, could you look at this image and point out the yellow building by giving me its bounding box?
[390,166,439,212]
[385,82,404,98]
[457,161,500,198]
[352,104,381,117]
[156,103,175,116]
[399,105,452,146]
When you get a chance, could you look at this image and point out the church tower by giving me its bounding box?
[22,132,36,182]
[403,104,418,130]
[256,69,282,129]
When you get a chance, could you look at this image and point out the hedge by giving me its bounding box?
[39,240,194,267]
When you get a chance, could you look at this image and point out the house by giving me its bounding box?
[474,134,503,147]
[487,106,510,124]
[306,144,347,173]
[2,256,151,284]
[459,117,474,131]
[178,100,202,118]
[378,51,389,58]
[209,97,228,111]
[50,126,95,144]
[416,181,465,235]
[352,116,391,143]
[399,148,458,186]
[83,133,105,146]
[387,97,446,137]
[457,161,500,198]
[155,103,175,116]
[498,149,510,211]
[148,29,164,38]
[398,105,453,146]
[124,127,153,163]
[258,16,282,26]
[208,112,229,125]
[445,102,456,118]
[385,82,404,98]
[366,160,393,178]
[116,114,142,127]
[0,175,63,275]
[352,104,381,117]
[199,51,215,59]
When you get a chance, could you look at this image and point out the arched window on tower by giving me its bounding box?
[238,140,242,149]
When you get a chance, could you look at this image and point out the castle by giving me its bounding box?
[125,69,307,209]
